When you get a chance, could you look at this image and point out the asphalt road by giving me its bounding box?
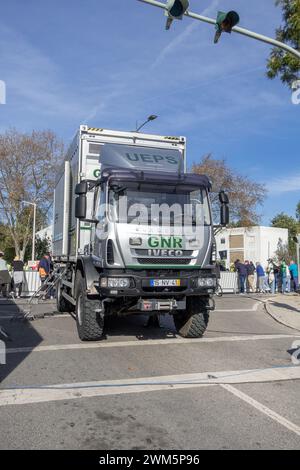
[0,295,300,450]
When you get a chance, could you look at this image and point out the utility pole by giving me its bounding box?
[137,0,300,60]
[22,201,37,261]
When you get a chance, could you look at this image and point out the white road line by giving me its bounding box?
[221,383,300,437]
[0,366,299,407]
[215,302,261,312]
[6,333,300,355]
[0,314,70,320]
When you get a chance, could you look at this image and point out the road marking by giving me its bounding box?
[0,314,70,320]
[6,333,300,355]
[215,302,260,312]
[0,365,299,407]
[221,383,300,437]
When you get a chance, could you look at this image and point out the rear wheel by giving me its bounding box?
[75,271,104,341]
[174,297,209,338]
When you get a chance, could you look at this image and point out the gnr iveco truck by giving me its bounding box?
[53,125,229,340]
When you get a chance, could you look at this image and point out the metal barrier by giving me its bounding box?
[219,272,239,293]
[22,271,41,296]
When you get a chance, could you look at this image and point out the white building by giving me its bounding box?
[215,226,288,270]
[36,225,53,247]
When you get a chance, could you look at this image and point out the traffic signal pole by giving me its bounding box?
[137,0,300,60]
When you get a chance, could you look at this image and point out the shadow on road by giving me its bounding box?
[103,313,178,341]
[0,299,43,383]
[268,300,300,314]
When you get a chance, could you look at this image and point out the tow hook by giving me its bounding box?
[207,297,215,311]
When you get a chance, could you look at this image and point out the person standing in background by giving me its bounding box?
[0,251,11,298]
[280,260,290,294]
[246,260,256,293]
[234,259,247,294]
[12,256,24,298]
[38,253,51,300]
[267,263,275,294]
[256,262,265,293]
[289,260,298,292]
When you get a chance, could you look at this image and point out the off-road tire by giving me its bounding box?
[75,271,104,341]
[174,297,209,338]
[56,280,75,313]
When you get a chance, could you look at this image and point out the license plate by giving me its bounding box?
[150,279,180,287]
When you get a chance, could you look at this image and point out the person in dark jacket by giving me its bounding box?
[235,259,247,294]
[12,256,24,298]
[245,260,256,293]
[38,254,51,300]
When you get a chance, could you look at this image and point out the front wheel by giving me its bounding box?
[75,271,104,341]
[173,297,209,338]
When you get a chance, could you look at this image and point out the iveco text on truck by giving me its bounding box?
[53,125,229,340]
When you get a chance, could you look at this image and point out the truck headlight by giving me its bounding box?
[129,237,142,246]
[100,277,130,288]
[198,278,216,287]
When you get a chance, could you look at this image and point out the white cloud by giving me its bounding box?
[267,174,300,195]
[151,0,221,69]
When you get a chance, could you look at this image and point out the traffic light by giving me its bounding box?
[214,10,240,43]
[165,0,189,30]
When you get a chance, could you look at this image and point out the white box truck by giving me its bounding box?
[53,125,229,340]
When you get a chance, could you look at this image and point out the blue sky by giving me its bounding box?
[0,0,299,224]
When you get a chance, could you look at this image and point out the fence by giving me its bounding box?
[219,272,239,293]
[22,271,41,296]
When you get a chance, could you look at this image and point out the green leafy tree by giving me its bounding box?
[25,235,51,263]
[275,237,291,263]
[296,200,300,222]
[271,212,300,256]
[267,0,300,88]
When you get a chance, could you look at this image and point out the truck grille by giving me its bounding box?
[137,258,191,265]
[134,249,193,256]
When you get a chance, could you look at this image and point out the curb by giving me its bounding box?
[264,300,300,333]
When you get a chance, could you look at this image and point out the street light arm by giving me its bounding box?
[137,0,300,60]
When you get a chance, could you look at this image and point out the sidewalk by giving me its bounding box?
[264,293,300,332]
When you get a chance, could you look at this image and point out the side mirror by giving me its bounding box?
[75,195,87,219]
[219,190,229,204]
[75,181,88,195]
[220,204,229,226]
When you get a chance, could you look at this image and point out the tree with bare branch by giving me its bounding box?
[0,129,64,260]
[192,155,267,226]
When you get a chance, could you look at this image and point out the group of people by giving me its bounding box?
[0,251,54,299]
[234,258,299,295]
[0,251,25,298]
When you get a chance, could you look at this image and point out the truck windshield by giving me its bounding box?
[108,186,211,226]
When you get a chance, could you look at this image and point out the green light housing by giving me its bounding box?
[214,10,240,43]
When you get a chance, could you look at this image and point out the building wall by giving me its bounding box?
[36,225,53,244]
[215,226,288,270]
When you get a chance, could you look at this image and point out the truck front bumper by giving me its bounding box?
[97,269,216,298]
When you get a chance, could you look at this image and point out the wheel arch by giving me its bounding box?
[75,256,101,295]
